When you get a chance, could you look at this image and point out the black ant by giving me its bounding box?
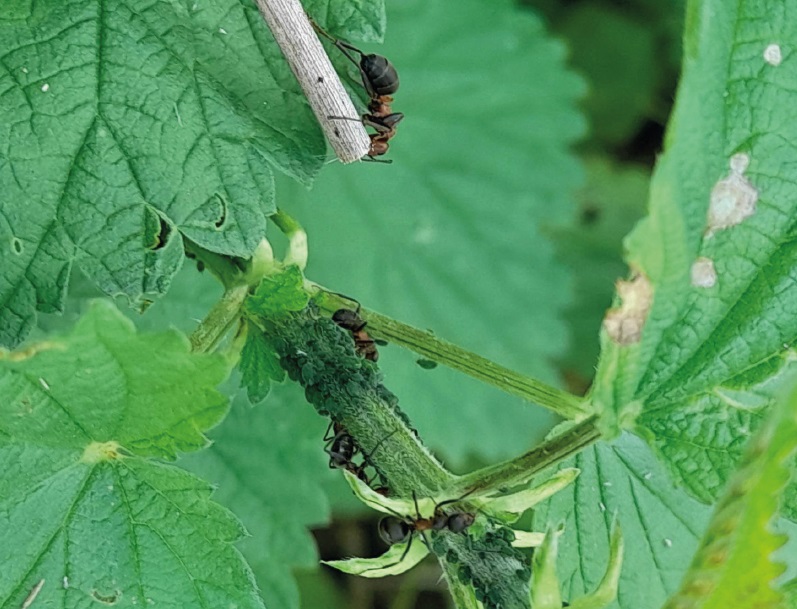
[310,19,404,161]
[333,308,379,362]
[324,421,358,470]
[371,491,476,571]
[324,422,392,493]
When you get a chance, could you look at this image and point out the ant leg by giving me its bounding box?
[412,491,423,520]
[434,488,479,512]
[322,421,335,443]
[327,115,363,122]
[364,429,398,462]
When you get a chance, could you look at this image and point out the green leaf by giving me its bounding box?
[279,0,586,465]
[246,265,309,317]
[0,303,262,609]
[323,541,429,578]
[240,322,285,403]
[531,527,565,609]
[591,0,797,513]
[1,300,230,459]
[534,433,712,609]
[0,0,324,347]
[180,383,332,609]
[305,0,386,43]
[660,383,797,609]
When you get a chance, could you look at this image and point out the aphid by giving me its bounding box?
[372,492,476,570]
[333,308,379,362]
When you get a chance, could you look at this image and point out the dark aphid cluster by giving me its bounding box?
[454,525,532,609]
[332,308,379,362]
[312,21,404,161]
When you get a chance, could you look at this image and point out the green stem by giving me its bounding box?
[189,283,250,353]
[270,208,308,270]
[453,416,601,494]
[313,288,591,420]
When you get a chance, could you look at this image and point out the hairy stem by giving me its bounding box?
[313,288,591,420]
[453,417,602,494]
[189,284,250,354]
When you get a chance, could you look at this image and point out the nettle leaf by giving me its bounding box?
[590,1,797,513]
[246,265,309,317]
[279,0,586,465]
[305,0,386,43]
[661,383,797,609]
[181,383,331,609]
[0,0,325,348]
[534,433,712,609]
[0,302,264,609]
[240,322,285,403]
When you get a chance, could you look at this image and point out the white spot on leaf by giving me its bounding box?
[706,153,758,236]
[63,576,69,589]
[39,377,50,390]
[691,257,717,288]
[603,272,654,345]
[41,83,49,92]
[663,538,673,548]
[219,27,227,35]
[764,43,782,66]
[21,67,28,74]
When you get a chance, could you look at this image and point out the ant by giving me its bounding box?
[310,19,404,160]
[371,491,477,571]
[324,422,392,494]
[333,308,379,362]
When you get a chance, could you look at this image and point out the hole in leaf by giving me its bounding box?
[143,206,173,251]
[214,194,228,229]
[91,589,120,605]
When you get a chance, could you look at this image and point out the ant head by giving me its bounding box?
[327,453,349,469]
[447,512,476,534]
[378,516,411,545]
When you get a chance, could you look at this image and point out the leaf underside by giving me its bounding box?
[0,0,327,347]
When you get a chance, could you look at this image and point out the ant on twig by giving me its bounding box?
[310,19,404,161]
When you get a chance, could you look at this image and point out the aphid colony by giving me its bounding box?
[313,21,403,161]
[326,307,477,571]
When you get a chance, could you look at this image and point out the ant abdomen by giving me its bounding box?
[447,513,476,534]
[360,54,400,96]
[379,516,411,545]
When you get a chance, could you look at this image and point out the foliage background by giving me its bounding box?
[8,0,795,608]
